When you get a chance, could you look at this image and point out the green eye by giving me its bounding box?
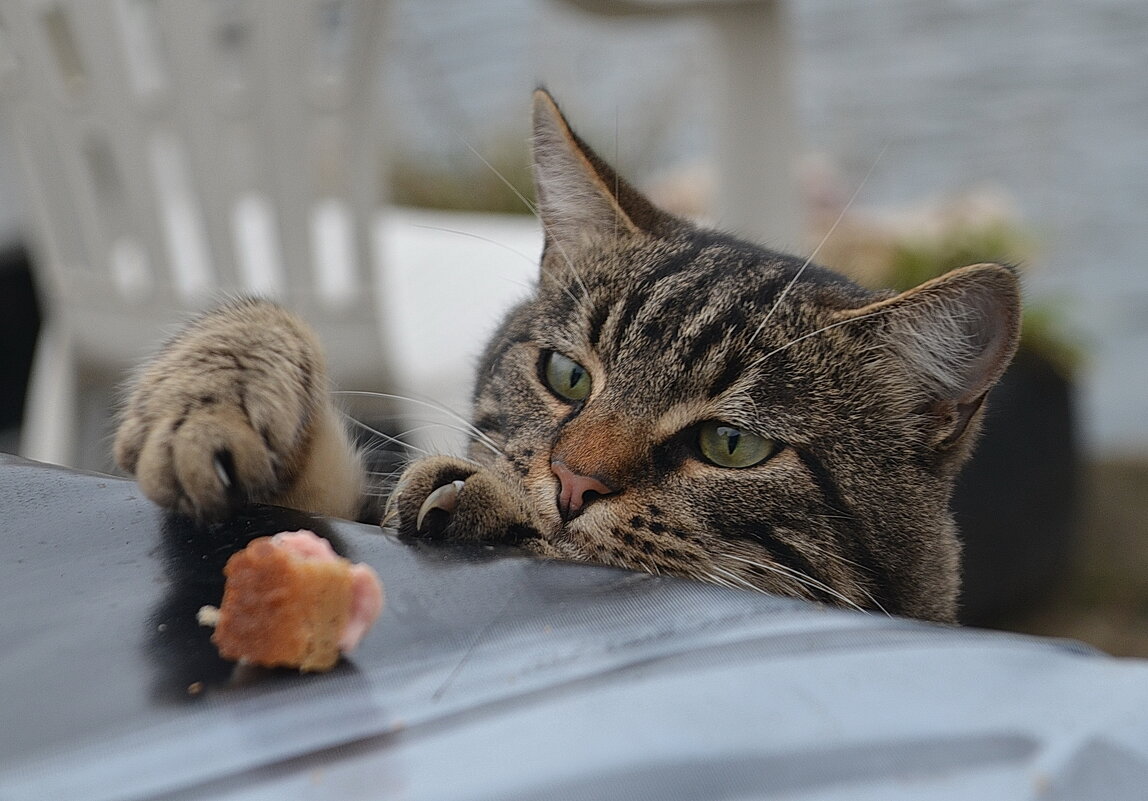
[544,351,591,402]
[698,422,777,468]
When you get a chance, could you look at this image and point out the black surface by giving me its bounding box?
[0,453,835,798]
[4,453,1147,801]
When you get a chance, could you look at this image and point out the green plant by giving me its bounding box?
[388,141,535,215]
[886,219,1082,379]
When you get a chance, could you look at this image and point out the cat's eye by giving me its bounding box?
[543,351,591,402]
[698,422,777,468]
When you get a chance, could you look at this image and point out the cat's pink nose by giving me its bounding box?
[551,460,616,520]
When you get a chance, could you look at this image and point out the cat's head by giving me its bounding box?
[469,90,1021,623]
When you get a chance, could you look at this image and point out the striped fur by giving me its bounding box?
[393,92,1020,623]
[118,91,1020,624]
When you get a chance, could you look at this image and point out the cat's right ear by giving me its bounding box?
[531,89,678,256]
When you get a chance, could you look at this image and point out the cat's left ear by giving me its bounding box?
[842,263,1022,450]
[531,89,680,254]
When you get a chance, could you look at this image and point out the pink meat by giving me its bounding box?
[271,530,384,653]
[342,563,385,652]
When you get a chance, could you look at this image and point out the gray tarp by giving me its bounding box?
[2,453,1146,800]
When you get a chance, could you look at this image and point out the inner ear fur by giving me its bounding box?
[841,263,1022,448]
[531,89,681,257]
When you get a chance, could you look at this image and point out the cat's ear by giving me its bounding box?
[842,263,1022,449]
[531,89,679,253]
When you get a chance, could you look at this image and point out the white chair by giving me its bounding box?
[0,0,797,471]
[0,0,396,469]
[0,0,545,470]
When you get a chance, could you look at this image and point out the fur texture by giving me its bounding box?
[116,90,1021,623]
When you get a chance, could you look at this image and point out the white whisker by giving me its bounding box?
[407,223,538,266]
[702,568,745,592]
[709,564,779,595]
[540,261,595,314]
[541,229,594,313]
[721,552,868,614]
[780,538,894,618]
[461,140,593,313]
[396,422,504,459]
[746,308,891,372]
[751,140,890,345]
[332,390,504,457]
[365,470,406,483]
[463,140,538,216]
[342,416,432,457]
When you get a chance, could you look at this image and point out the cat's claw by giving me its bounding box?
[416,480,466,535]
[213,452,234,489]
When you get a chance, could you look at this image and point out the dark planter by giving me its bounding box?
[0,246,40,429]
[954,348,1079,626]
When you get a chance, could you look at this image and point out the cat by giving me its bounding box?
[114,89,1021,624]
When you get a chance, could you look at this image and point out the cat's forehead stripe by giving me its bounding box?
[598,253,710,349]
[562,239,824,347]
[602,264,742,356]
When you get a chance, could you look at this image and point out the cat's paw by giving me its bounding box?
[116,389,293,521]
[390,456,541,544]
[115,299,361,521]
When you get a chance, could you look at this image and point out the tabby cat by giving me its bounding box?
[115,90,1021,624]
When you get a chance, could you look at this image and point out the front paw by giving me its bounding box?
[390,456,540,544]
[389,456,478,538]
[114,300,327,521]
[116,396,291,521]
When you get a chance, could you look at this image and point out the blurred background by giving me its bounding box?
[0,0,1144,652]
